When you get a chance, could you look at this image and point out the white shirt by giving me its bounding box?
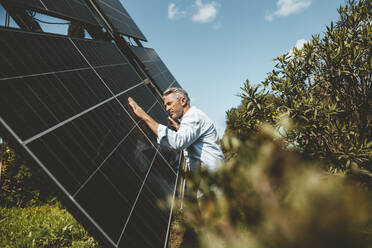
[157,106,225,171]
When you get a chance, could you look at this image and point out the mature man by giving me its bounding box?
[127,87,224,172]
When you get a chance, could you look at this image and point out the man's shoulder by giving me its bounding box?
[184,106,204,118]
[183,106,212,124]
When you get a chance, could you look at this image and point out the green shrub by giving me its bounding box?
[226,0,371,183]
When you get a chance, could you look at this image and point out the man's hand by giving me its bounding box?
[168,117,180,131]
[128,97,146,120]
[128,97,160,135]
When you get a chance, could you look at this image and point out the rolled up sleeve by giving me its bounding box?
[157,124,168,144]
[157,117,201,150]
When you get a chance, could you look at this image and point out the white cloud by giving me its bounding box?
[288,39,309,57]
[275,0,311,17]
[266,0,311,21]
[167,0,221,26]
[168,3,186,20]
[168,3,178,20]
[192,0,219,23]
[294,39,307,50]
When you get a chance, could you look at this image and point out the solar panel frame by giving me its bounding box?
[0,28,181,247]
[0,0,101,27]
[130,46,181,92]
[93,0,147,41]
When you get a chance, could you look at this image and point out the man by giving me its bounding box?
[127,87,224,172]
[129,88,223,247]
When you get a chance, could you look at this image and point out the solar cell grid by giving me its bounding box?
[0,0,100,26]
[0,0,44,9]
[94,64,142,94]
[0,28,181,248]
[131,46,179,92]
[74,127,159,243]
[94,0,147,41]
[43,0,99,25]
[27,98,135,194]
[118,152,178,247]
[71,39,144,94]
[72,39,125,67]
[0,29,89,79]
[0,32,115,141]
[117,84,158,122]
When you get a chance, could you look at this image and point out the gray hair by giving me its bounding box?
[163,87,190,105]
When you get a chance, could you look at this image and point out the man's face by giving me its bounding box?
[163,93,186,119]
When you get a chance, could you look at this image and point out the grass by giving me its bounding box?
[0,203,100,248]
[0,202,185,248]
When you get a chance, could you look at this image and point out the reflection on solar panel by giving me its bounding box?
[0,0,100,26]
[131,46,181,92]
[94,0,147,41]
[0,28,181,247]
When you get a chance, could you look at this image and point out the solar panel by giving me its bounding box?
[130,46,181,92]
[94,0,147,41]
[0,0,100,26]
[0,28,181,247]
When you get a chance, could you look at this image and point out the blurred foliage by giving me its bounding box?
[0,202,100,247]
[225,0,371,183]
[174,1,372,247]
[179,126,372,248]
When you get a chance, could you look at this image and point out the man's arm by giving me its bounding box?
[128,97,200,150]
[168,117,180,131]
[128,97,159,135]
[157,117,201,150]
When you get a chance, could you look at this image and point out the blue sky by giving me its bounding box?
[123,0,346,136]
[0,0,346,136]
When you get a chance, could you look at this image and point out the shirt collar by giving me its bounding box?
[180,106,195,122]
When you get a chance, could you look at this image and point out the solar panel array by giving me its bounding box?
[0,0,147,41]
[0,0,183,246]
[0,0,100,27]
[131,46,181,92]
[0,27,181,247]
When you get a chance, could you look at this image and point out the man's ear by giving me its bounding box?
[181,97,187,107]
